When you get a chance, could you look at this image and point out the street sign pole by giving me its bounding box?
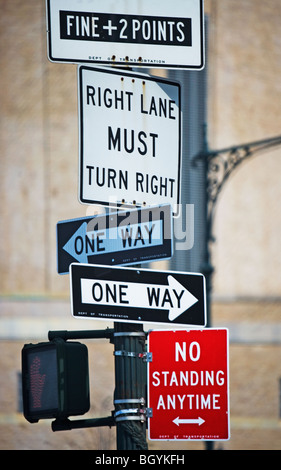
[113,322,148,450]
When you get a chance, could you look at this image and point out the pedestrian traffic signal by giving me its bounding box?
[21,339,90,423]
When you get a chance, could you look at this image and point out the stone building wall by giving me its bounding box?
[0,0,280,450]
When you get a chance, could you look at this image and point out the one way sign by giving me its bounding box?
[70,264,206,327]
[57,205,172,274]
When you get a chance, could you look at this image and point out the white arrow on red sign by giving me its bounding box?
[173,416,205,426]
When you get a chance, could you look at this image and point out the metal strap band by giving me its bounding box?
[114,407,147,423]
[115,408,139,417]
[115,416,145,422]
[114,350,151,361]
[113,332,146,337]
[114,350,138,358]
[114,398,145,405]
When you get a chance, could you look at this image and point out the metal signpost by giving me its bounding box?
[21,0,211,452]
[46,0,204,70]
[57,204,173,274]
[78,65,182,216]
[147,328,230,441]
[70,264,206,327]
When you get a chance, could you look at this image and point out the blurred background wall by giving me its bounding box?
[0,0,281,450]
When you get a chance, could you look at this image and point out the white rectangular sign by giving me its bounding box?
[70,264,206,326]
[46,0,204,69]
[78,66,182,216]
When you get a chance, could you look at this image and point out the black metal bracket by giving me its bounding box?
[47,327,149,440]
[48,328,114,342]
[191,124,281,329]
[193,124,281,246]
[51,415,115,432]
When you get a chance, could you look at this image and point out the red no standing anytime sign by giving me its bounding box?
[147,328,230,441]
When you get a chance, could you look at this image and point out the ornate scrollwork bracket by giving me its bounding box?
[193,124,281,246]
